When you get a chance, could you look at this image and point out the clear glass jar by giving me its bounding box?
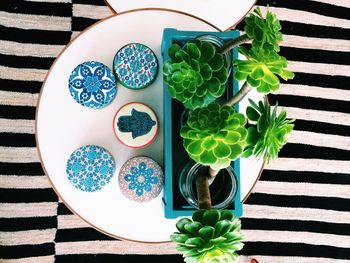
[179,161,237,210]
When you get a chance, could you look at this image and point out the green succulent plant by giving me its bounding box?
[244,7,283,52]
[163,40,229,110]
[233,46,294,94]
[181,103,247,171]
[171,209,244,263]
[243,99,294,162]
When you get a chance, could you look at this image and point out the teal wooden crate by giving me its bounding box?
[161,28,243,219]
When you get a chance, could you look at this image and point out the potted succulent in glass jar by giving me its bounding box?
[162,7,294,263]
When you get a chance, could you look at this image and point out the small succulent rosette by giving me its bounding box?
[171,209,244,263]
[68,61,117,109]
[66,145,115,192]
[118,156,164,202]
[181,103,247,171]
[163,39,229,110]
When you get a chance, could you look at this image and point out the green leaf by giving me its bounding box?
[280,69,295,80]
[171,71,184,83]
[223,232,243,243]
[246,106,260,121]
[186,140,204,156]
[257,113,268,133]
[168,43,181,60]
[224,131,241,144]
[192,209,206,223]
[176,218,192,233]
[228,144,243,160]
[213,67,228,84]
[190,58,200,72]
[214,220,232,237]
[220,210,234,221]
[201,137,218,151]
[185,237,206,247]
[199,41,216,63]
[207,78,221,94]
[199,150,217,165]
[208,54,224,71]
[187,43,201,60]
[175,49,190,64]
[200,63,213,80]
[234,71,248,81]
[242,147,253,158]
[184,221,203,236]
[199,226,215,241]
[213,143,231,159]
[170,233,190,243]
[202,209,220,227]
[247,75,260,87]
[251,67,264,79]
[210,236,227,244]
[264,71,280,86]
[246,127,259,145]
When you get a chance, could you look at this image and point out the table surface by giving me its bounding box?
[1,0,349,262]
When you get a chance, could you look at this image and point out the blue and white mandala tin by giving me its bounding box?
[118,156,164,202]
[68,61,117,109]
[113,43,158,89]
[66,145,115,192]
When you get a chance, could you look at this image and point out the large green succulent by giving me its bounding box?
[171,209,244,263]
[233,46,294,94]
[181,103,247,171]
[163,40,229,110]
[244,7,283,52]
[243,99,294,162]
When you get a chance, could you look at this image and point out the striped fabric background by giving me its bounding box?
[1,0,349,262]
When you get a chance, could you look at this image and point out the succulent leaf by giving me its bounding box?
[233,46,294,94]
[244,7,283,52]
[181,103,248,170]
[177,218,192,233]
[243,99,294,162]
[172,210,244,263]
[164,40,229,110]
[184,221,203,236]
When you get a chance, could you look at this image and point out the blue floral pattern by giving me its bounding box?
[124,161,158,196]
[118,157,164,202]
[113,44,158,89]
[69,61,117,109]
[66,145,115,192]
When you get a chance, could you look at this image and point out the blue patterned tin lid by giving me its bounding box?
[113,102,158,148]
[118,156,164,202]
[113,43,158,89]
[68,61,117,109]
[66,145,115,192]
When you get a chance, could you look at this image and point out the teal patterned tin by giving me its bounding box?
[66,145,115,192]
[113,43,158,89]
[68,61,117,109]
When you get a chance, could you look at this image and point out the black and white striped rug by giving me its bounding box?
[1,0,349,262]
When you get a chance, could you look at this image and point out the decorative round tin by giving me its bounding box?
[66,145,115,192]
[118,156,164,202]
[113,102,158,148]
[113,43,158,89]
[68,61,117,109]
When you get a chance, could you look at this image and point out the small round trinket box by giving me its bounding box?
[113,102,158,148]
[68,61,117,109]
[113,43,158,89]
[66,145,115,192]
[118,156,164,202]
